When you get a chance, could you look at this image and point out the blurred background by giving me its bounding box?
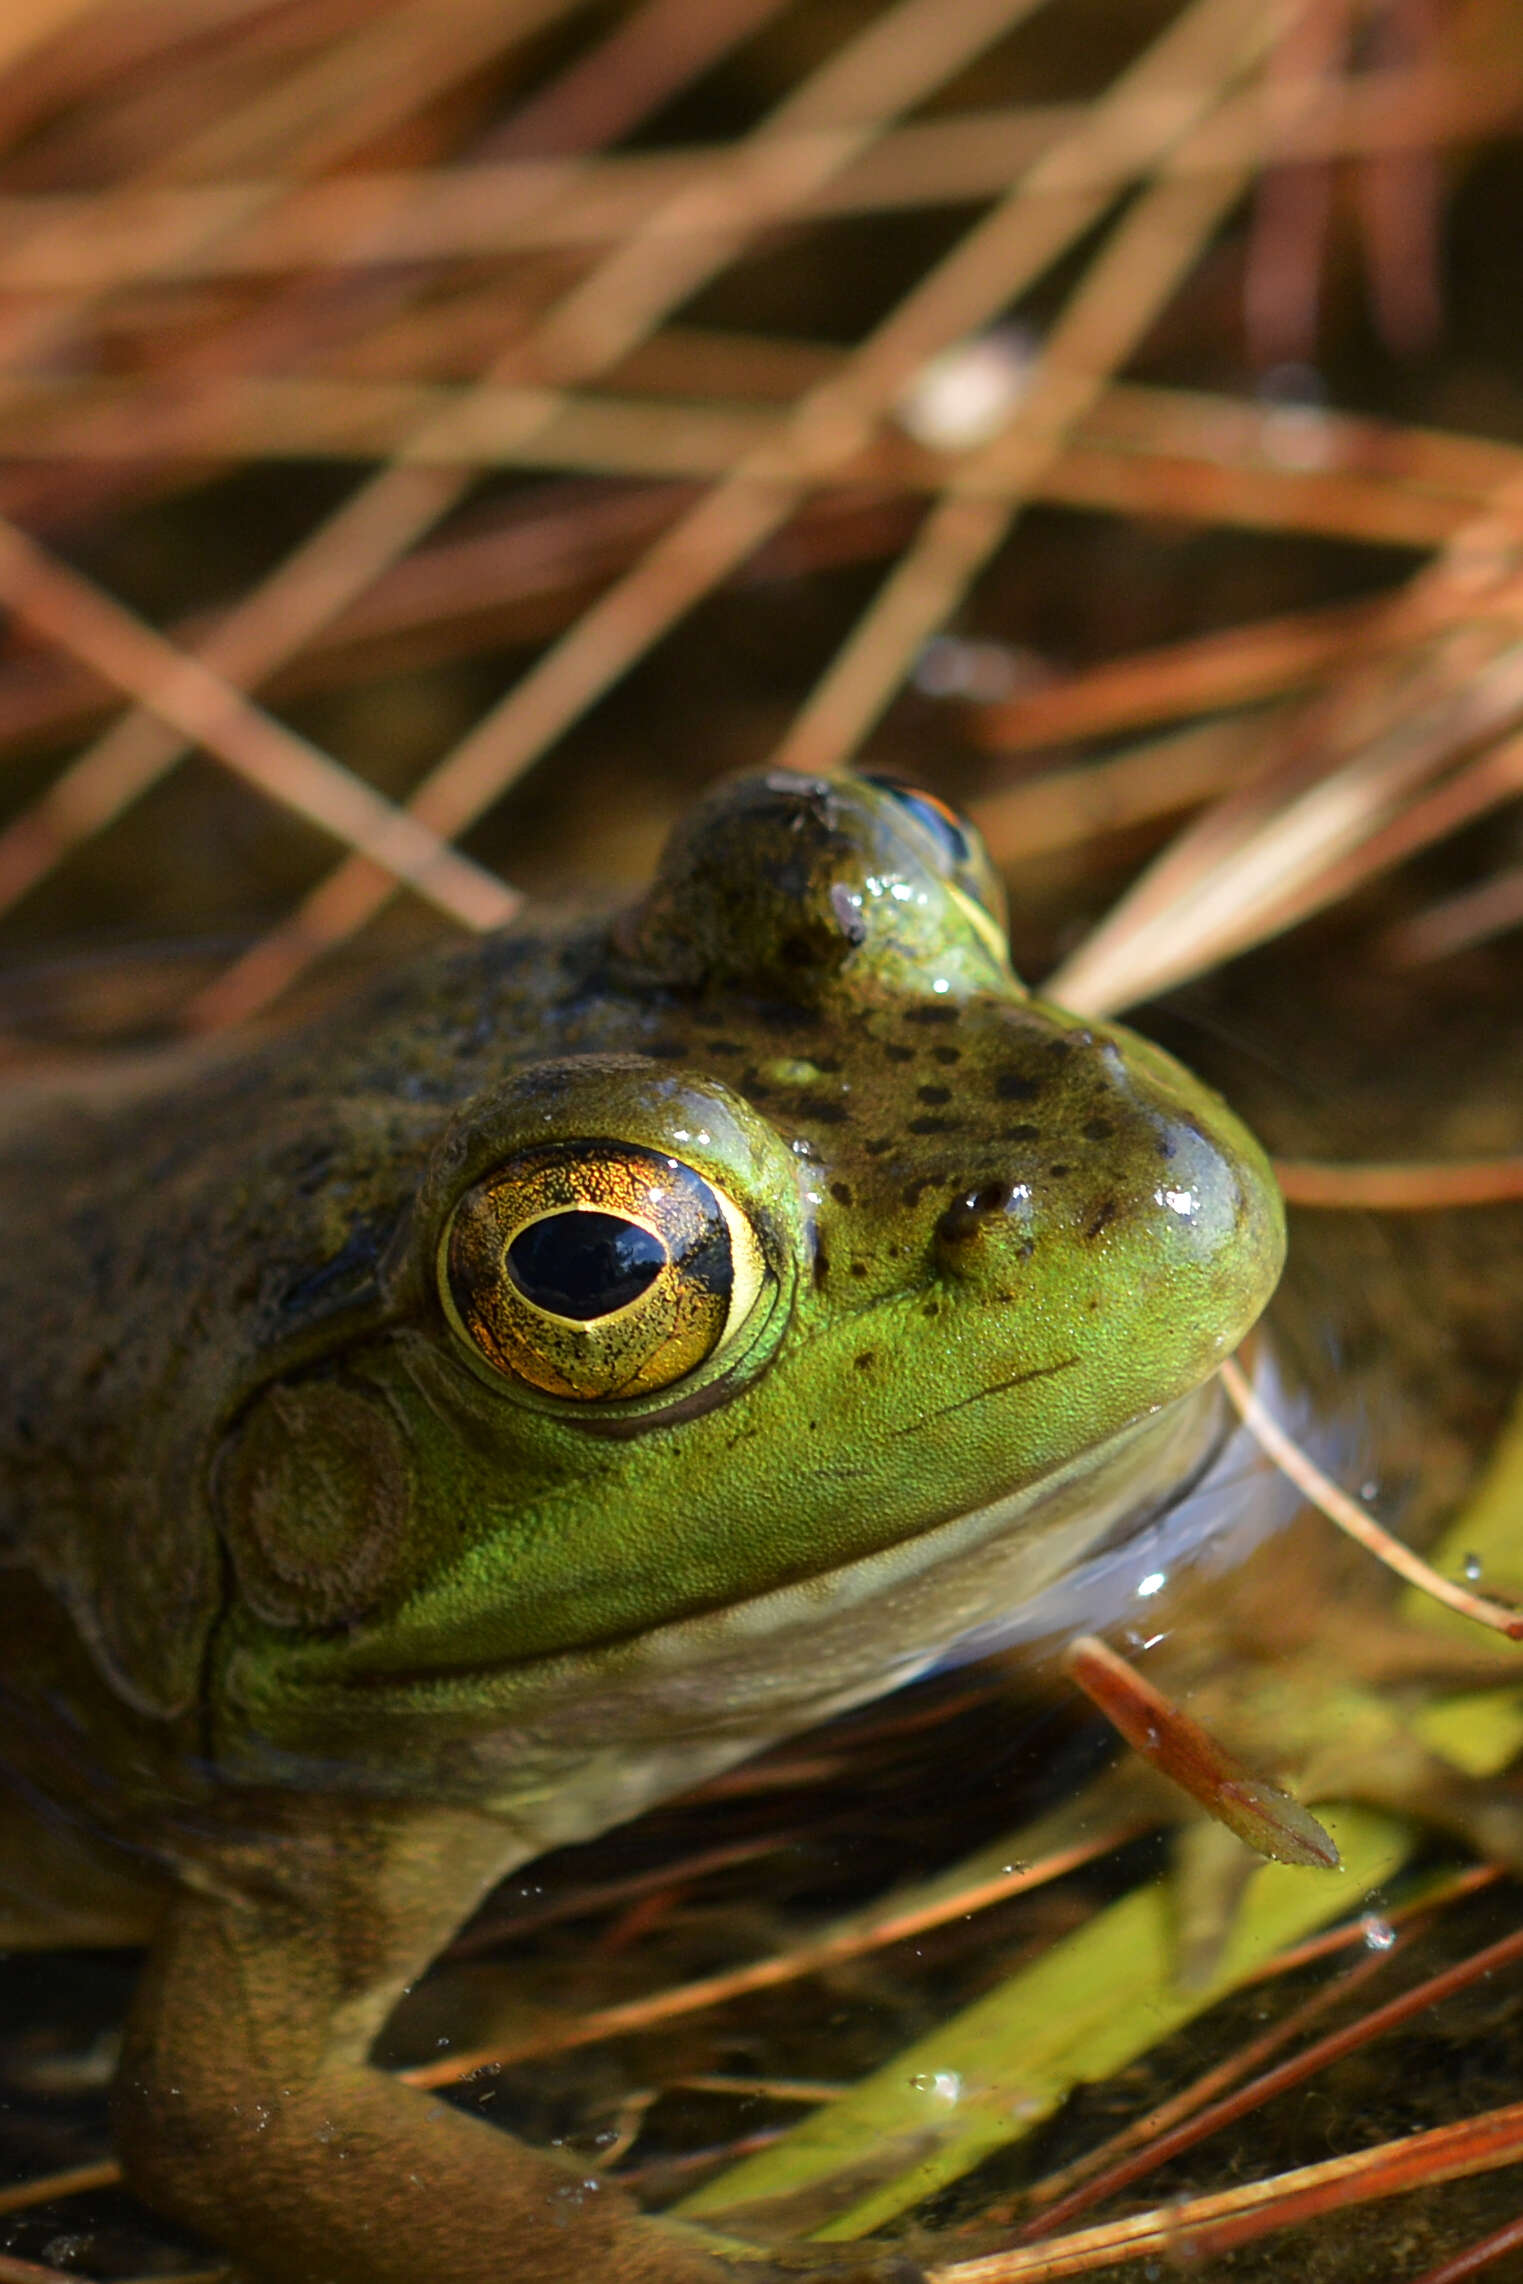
[1,0,1522,1047]
[8,4,1523,2281]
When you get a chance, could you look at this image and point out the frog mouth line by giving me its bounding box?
[870,1352,1083,1446]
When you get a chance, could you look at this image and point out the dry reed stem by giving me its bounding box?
[192,0,1283,1024]
[0,2251,82,2284]
[976,593,1436,756]
[1044,387,1523,1012]
[975,718,1279,868]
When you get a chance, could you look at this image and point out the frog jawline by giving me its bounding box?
[514,1379,1227,1716]
[322,1377,1236,1843]
[218,1373,1269,1842]
[940,1341,1305,1667]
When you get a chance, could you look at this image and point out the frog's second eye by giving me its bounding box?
[863,776,973,866]
[860,773,1008,950]
[441,1142,766,1402]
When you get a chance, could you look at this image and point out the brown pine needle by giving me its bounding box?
[767,0,1277,779]
[3,0,1045,972]
[1062,1632,1339,1867]
[1275,1153,1523,1207]
[1022,1917,1523,2244]
[1015,1936,1400,2224]
[0,2158,123,2218]
[1249,1862,1503,1982]
[402,1828,1133,2091]
[0,2253,87,2284]
[932,2095,1523,2280]
[1408,2208,1523,2284]
[1219,1354,1523,1637]
[0,0,112,81]
[1047,628,1523,1015]
[0,60,1513,289]
[0,515,516,930]
[1387,854,1523,967]
[190,0,1282,1025]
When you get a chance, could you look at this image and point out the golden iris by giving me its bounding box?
[442,1142,765,1401]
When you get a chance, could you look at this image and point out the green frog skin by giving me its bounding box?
[0,772,1284,2284]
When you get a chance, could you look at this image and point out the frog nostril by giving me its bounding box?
[935,1180,1016,1249]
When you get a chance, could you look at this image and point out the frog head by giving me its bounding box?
[213,773,1284,1835]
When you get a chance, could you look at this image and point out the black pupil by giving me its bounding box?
[862,774,971,865]
[507,1211,665,1320]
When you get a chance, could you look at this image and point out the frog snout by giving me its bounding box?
[930,1093,1283,1331]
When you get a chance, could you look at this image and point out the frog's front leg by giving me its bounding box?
[115,1796,904,2284]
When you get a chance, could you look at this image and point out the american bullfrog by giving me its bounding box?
[0,771,1285,2284]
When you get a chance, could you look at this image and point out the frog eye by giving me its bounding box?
[860,774,1008,952]
[441,1142,767,1402]
[863,776,972,865]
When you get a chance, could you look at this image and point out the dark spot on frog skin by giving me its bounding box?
[883,1043,915,1064]
[1048,1162,1072,1178]
[849,1260,870,1279]
[1085,1197,1120,1242]
[781,1097,849,1126]
[854,1349,878,1370]
[902,1179,930,1207]
[864,1136,895,1155]
[813,1246,830,1289]
[758,1000,820,1035]
[1082,1118,1114,1142]
[931,1044,961,1064]
[904,1003,960,1025]
[1002,1123,1040,1143]
[995,1071,1040,1101]
[908,1115,958,1135]
[830,1181,854,1206]
[916,1085,952,1106]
